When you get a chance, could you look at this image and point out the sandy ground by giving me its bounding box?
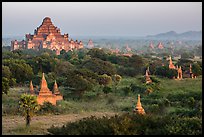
[2,112,117,135]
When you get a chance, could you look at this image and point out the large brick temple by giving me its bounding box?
[11,17,83,55]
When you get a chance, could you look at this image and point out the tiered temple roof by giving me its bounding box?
[11,17,83,55]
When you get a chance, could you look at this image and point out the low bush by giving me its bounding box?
[130,83,146,93]
[37,102,59,115]
[122,86,132,96]
[103,86,112,94]
[47,113,202,135]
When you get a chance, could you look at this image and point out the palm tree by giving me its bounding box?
[19,94,39,127]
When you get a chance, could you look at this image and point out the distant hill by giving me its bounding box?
[146,31,202,40]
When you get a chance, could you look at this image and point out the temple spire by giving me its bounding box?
[169,55,176,69]
[149,42,154,49]
[169,56,172,63]
[30,80,34,94]
[146,69,149,76]
[134,94,145,115]
[136,94,142,108]
[147,66,150,75]
[53,80,59,94]
[177,66,183,80]
[190,64,192,73]
[39,73,50,93]
[42,72,45,80]
[145,69,152,84]
[189,64,195,78]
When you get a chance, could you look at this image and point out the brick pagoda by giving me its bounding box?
[133,94,146,115]
[168,56,176,69]
[30,73,63,105]
[145,69,152,84]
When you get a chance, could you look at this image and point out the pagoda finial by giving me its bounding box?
[169,55,172,63]
[39,73,50,93]
[136,94,142,108]
[146,69,149,77]
[53,80,59,94]
[190,64,193,78]
[147,66,150,74]
[30,80,34,94]
[42,73,45,79]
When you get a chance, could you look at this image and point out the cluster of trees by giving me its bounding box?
[87,48,146,76]
[2,47,202,96]
[1,48,122,96]
[47,113,201,135]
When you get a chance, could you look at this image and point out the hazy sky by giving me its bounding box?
[2,2,202,37]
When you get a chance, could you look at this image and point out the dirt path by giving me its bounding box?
[2,112,118,135]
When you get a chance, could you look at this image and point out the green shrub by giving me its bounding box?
[150,76,161,83]
[122,86,132,96]
[37,102,59,115]
[103,86,112,94]
[155,66,177,79]
[82,91,98,100]
[165,116,201,135]
[130,83,146,93]
[47,113,202,135]
[107,97,115,104]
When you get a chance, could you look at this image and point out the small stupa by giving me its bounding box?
[53,80,63,101]
[145,69,152,84]
[189,64,196,79]
[133,94,145,115]
[29,80,35,95]
[169,56,176,69]
[157,42,164,49]
[87,39,94,48]
[149,42,154,49]
[177,66,183,80]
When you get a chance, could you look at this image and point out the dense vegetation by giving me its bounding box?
[48,113,201,135]
[2,46,202,135]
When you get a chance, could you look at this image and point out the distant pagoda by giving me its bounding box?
[145,68,152,84]
[157,42,164,49]
[87,39,94,48]
[189,64,196,79]
[169,56,176,69]
[11,17,83,55]
[149,42,154,49]
[176,66,183,80]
